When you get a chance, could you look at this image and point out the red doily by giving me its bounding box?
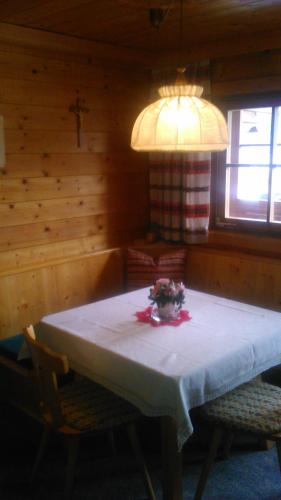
[135,306,191,327]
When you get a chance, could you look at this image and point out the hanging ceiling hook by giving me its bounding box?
[149,0,174,29]
[149,8,167,28]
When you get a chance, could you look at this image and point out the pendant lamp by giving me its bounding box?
[131,2,228,153]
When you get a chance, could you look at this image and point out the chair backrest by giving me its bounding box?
[23,325,69,428]
[0,351,40,418]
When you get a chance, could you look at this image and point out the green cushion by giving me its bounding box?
[0,334,24,360]
[0,334,74,382]
[0,334,34,370]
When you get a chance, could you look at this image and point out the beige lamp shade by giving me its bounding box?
[131,83,228,152]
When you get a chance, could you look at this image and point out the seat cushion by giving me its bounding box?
[0,334,24,360]
[0,334,33,369]
[60,376,139,432]
[126,248,186,291]
[201,380,281,436]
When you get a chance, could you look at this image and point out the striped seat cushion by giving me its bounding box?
[126,248,186,291]
[60,376,139,432]
[201,380,281,436]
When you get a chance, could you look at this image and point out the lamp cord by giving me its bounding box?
[178,0,184,69]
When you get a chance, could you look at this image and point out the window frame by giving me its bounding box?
[211,93,281,236]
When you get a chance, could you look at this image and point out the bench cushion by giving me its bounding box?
[0,334,33,369]
[126,248,186,291]
[0,334,24,361]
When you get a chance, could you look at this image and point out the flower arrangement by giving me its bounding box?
[148,278,185,310]
[135,278,190,325]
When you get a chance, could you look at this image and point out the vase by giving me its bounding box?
[157,302,178,320]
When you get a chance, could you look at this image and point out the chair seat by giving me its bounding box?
[60,376,139,432]
[201,380,281,436]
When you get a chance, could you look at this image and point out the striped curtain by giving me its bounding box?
[150,153,211,243]
[149,61,211,244]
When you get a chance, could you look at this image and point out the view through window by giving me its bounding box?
[225,106,281,225]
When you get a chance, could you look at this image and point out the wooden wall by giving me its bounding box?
[0,249,126,338]
[185,48,281,311]
[0,33,150,338]
[123,240,281,312]
[186,245,281,312]
[1,32,281,339]
[211,48,281,97]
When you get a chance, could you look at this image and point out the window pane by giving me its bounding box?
[226,166,269,221]
[220,104,281,231]
[227,107,272,165]
[239,145,270,164]
[239,108,271,145]
[237,167,269,201]
[271,167,281,223]
[273,107,281,164]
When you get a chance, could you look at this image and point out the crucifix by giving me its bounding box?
[69,97,89,148]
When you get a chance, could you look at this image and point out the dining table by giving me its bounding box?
[37,287,281,500]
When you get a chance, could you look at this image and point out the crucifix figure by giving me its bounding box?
[69,97,89,148]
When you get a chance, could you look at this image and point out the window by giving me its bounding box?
[214,100,281,233]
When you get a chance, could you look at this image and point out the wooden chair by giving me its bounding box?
[194,379,281,500]
[23,325,156,500]
[0,344,40,419]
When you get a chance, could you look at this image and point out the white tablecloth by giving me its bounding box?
[38,288,281,449]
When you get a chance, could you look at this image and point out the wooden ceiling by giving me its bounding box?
[0,0,281,54]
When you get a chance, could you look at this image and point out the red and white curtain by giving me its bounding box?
[149,61,211,244]
[150,153,211,243]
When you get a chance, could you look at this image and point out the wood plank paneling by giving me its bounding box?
[0,76,148,109]
[0,22,151,65]
[0,4,281,68]
[2,19,281,340]
[1,0,281,56]
[0,175,108,202]
[0,49,146,86]
[212,50,281,82]
[211,48,281,96]
[208,230,281,258]
[0,230,144,275]
[1,152,148,177]
[0,35,149,338]
[157,29,281,67]
[212,75,281,97]
[186,246,281,312]
[0,173,147,202]
[5,129,130,154]
[0,249,125,336]
[0,190,147,227]
[0,103,137,132]
[0,209,147,254]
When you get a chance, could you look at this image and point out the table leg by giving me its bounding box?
[161,416,183,500]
